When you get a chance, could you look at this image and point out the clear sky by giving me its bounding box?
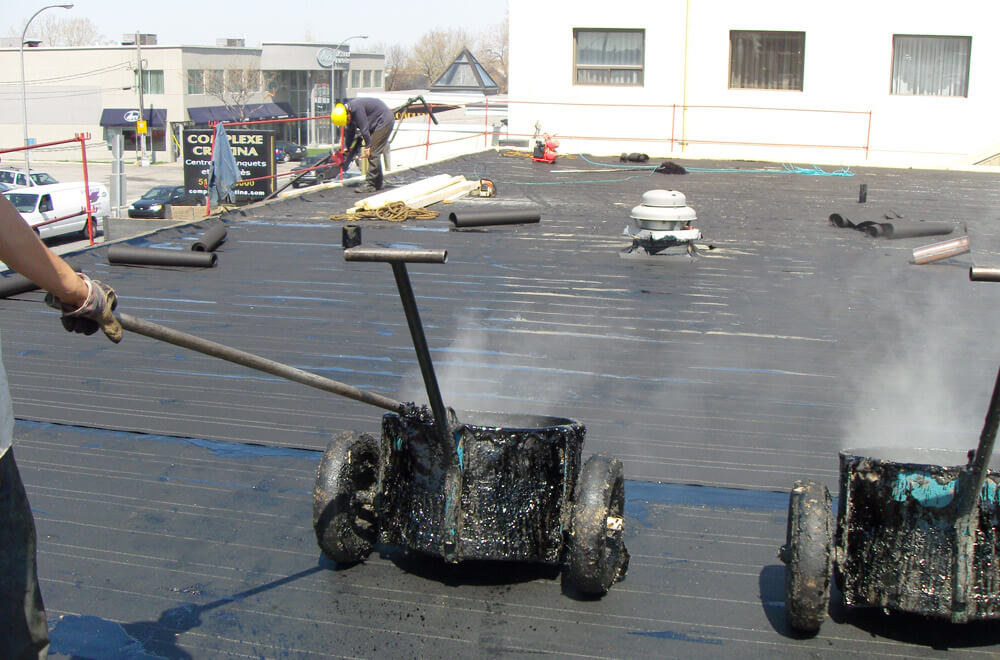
[8,0,508,50]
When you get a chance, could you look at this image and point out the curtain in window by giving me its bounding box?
[575,30,643,85]
[729,31,804,90]
[891,35,970,97]
[577,31,643,67]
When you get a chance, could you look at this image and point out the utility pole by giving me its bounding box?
[135,31,147,165]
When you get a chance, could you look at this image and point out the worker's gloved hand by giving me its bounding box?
[45,274,122,343]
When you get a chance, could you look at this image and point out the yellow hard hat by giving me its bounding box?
[331,103,348,127]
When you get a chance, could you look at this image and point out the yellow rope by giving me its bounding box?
[330,200,439,223]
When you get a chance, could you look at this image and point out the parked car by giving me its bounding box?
[128,185,205,218]
[275,146,288,163]
[276,140,307,161]
[3,182,109,240]
[291,154,338,188]
[0,168,59,189]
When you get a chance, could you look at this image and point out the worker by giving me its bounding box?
[0,195,121,660]
[331,98,395,194]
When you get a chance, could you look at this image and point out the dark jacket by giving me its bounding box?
[343,98,394,153]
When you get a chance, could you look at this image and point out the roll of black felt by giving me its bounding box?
[0,262,80,298]
[881,222,954,239]
[829,214,955,240]
[448,209,541,227]
[191,223,227,252]
[0,273,40,298]
[108,246,217,267]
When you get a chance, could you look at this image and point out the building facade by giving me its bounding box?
[0,37,385,163]
[508,0,1000,168]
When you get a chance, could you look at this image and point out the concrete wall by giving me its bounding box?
[509,0,1000,168]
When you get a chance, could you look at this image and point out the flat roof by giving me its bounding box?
[3,151,1000,656]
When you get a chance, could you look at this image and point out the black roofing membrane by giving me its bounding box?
[5,151,1000,654]
[20,420,1000,658]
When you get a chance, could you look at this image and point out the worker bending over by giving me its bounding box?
[332,97,395,194]
[0,195,121,659]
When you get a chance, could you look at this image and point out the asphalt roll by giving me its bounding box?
[191,223,227,252]
[448,208,541,228]
[829,213,955,239]
[0,273,40,299]
[108,246,218,268]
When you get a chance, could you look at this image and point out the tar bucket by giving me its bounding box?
[378,410,584,563]
[837,447,1000,622]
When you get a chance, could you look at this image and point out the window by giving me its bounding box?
[363,70,372,87]
[187,69,204,94]
[226,70,244,92]
[206,70,224,95]
[729,31,805,90]
[351,69,360,88]
[137,69,165,94]
[39,195,53,213]
[891,35,970,97]
[374,70,382,88]
[574,29,644,86]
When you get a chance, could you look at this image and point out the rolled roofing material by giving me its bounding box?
[108,246,218,268]
[191,223,227,252]
[448,209,541,228]
[0,273,40,298]
[0,262,80,299]
[829,213,955,239]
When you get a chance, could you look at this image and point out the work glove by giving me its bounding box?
[45,273,122,343]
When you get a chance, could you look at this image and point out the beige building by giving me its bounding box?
[0,35,385,163]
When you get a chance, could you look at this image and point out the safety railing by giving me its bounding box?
[0,134,99,245]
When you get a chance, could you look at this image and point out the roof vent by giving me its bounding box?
[217,38,245,47]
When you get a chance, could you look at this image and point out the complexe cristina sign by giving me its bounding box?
[182,129,276,203]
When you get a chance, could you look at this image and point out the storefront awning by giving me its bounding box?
[99,108,168,128]
[187,103,290,125]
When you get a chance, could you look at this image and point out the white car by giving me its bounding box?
[3,182,109,240]
[0,168,58,189]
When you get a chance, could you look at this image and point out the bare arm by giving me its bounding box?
[0,195,88,308]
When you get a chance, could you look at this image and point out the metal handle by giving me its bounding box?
[344,247,447,264]
[115,312,406,414]
[970,266,1000,282]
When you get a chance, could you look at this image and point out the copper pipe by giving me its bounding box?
[912,236,969,264]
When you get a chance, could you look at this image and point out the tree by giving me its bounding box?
[379,42,411,91]
[475,12,509,93]
[410,28,471,88]
[204,66,276,123]
[12,16,111,46]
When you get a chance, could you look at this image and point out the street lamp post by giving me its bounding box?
[20,3,74,176]
[331,34,367,144]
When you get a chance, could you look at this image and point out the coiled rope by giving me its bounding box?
[330,200,439,222]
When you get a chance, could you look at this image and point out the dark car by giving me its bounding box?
[276,140,307,161]
[291,154,339,188]
[275,146,288,163]
[128,185,205,218]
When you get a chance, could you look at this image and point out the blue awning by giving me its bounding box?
[99,108,168,127]
[188,103,290,125]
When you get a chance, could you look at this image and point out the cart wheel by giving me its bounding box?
[779,479,833,632]
[564,455,630,596]
[312,431,380,564]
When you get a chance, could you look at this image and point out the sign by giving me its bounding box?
[182,128,275,204]
[317,47,351,71]
[123,109,142,123]
[136,120,147,135]
[316,47,336,67]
